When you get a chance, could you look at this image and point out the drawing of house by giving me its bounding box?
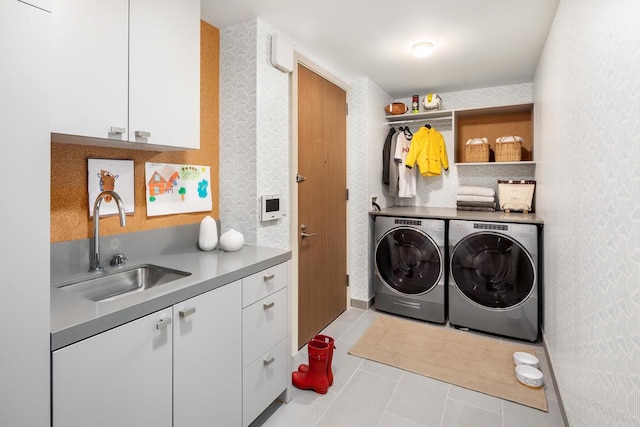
[147,165,179,195]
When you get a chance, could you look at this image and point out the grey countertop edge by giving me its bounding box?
[368,206,544,225]
[51,246,292,351]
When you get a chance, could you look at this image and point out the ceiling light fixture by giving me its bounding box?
[412,42,434,58]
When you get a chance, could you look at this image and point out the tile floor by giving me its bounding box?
[250,307,566,427]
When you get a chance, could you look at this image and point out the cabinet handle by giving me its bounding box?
[179,307,196,318]
[135,130,151,138]
[263,301,275,310]
[263,356,275,366]
[156,317,172,330]
[263,273,275,281]
[109,126,126,134]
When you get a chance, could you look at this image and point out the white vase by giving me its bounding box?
[198,216,218,251]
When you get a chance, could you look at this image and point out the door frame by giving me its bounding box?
[289,52,350,352]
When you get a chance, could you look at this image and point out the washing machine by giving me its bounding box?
[374,216,446,323]
[448,219,539,342]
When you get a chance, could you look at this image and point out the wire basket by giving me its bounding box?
[495,136,523,162]
[465,141,490,162]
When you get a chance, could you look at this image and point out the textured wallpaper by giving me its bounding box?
[533,1,640,425]
[220,21,258,244]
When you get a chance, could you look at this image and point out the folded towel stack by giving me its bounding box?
[456,186,496,211]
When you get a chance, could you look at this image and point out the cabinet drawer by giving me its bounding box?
[242,262,288,308]
[242,288,287,368]
[242,339,289,427]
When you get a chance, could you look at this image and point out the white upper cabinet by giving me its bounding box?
[50,0,200,151]
[50,0,128,142]
[129,0,200,148]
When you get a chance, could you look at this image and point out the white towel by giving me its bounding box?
[496,136,524,143]
[457,186,495,197]
[466,138,488,145]
[456,194,495,203]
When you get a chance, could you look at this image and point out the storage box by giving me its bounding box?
[498,180,535,213]
[464,139,490,162]
[495,136,523,162]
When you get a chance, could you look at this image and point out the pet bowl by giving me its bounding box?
[515,365,544,388]
[513,351,539,369]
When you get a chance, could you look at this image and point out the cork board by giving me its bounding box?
[51,21,220,243]
[454,104,533,163]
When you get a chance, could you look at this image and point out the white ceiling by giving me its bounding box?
[201,0,560,99]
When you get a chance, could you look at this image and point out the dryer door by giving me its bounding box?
[450,232,535,309]
[375,227,442,295]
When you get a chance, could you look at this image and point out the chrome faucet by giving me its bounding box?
[90,190,127,272]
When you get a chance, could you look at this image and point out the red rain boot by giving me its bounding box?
[292,340,330,394]
[297,334,335,386]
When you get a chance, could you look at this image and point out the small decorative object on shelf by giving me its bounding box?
[412,95,420,113]
[384,102,409,115]
[423,93,442,110]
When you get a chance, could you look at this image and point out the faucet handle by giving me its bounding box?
[110,253,128,267]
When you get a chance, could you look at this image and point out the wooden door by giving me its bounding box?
[297,64,347,347]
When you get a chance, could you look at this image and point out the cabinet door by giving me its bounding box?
[129,0,200,149]
[173,281,242,426]
[52,309,173,427]
[50,0,128,140]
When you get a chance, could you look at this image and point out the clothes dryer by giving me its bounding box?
[448,220,539,342]
[374,216,446,323]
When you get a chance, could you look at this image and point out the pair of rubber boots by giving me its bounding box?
[291,334,335,394]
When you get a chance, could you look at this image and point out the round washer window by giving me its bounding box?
[450,232,535,309]
[375,227,442,295]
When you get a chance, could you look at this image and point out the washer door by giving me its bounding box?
[450,232,535,309]
[375,227,443,295]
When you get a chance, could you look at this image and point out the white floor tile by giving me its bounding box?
[440,399,503,427]
[316,370,397,427]
[377,412,425,427]
[447,384,503,415]
[385,372,449,426]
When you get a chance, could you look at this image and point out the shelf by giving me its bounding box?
[454,103,534,163]
[455,161,536,166]
[385,109,453,124]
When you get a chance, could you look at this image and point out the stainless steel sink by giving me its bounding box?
[57,264,191,302]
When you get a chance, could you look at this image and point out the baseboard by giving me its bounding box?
[350,296,374,310]
[541,332,570,426]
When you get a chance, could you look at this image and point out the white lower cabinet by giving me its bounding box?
[52,308,173,427]
[53,263,290,427]
[173,280,242,426]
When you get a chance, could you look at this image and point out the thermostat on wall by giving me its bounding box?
[260,194,285,221]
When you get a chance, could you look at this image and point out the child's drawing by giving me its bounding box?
[145,162,212,216]
[88,159,135,218]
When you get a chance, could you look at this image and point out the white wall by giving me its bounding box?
[533,0,640,425]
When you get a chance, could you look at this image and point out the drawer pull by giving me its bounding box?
[263,357,275,366]
[263,273,275,281]
[179,307,196,318]
[156,317,172,330]
[135,130,151,138]
[263,301,275,310]
[109,126,126,134]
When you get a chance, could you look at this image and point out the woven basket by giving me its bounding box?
[465,142,490,162]
[495,137,522,162]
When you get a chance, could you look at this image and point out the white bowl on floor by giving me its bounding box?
[515,365,544,388]
[513,351,539,369]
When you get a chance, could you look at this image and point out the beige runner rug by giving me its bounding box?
[348,315,547,412]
